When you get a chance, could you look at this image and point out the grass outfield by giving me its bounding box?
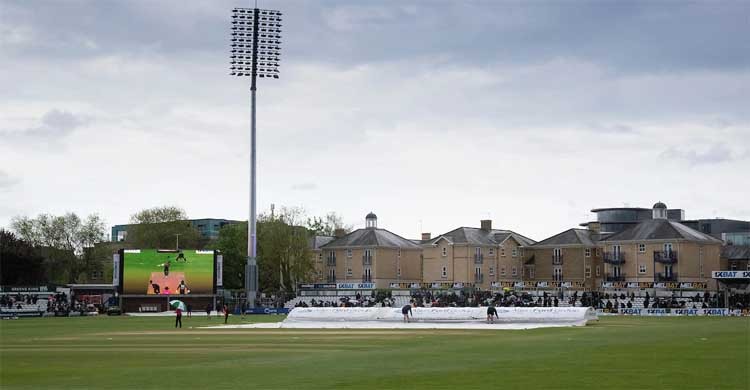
[1,315,748,389]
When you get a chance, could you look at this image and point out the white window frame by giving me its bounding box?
[364,268,371,280]
[553,267,562,280]
[346,249,352,258]
[475,247,482,256]
[347,268,352,277]
[489,247,494,256]
[441,247,447,257]
[501,267,506,276]
[638,244,646,253]
[441,266,447,278]
[397,267,401,277]
[397,248,401,258]
[489,267,495,276]
[512,248,518,257]
[585,266,591,279]
[585,248,591,258]
[512,266,517,277]
[639,264,646,274]
[500,247,506,257]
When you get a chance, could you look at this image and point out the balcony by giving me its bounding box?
[361,275,372,283]
[362,255,372,266]
[605,274,625,282]
[326,256,336,266]
[474,274,484,283]
[474,254,484,264]
[603,252,625,265]
[552,254,563,265]
[655,272,678,282]
[654,251,678,264]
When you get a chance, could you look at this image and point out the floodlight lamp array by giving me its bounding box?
[230,8,283,79]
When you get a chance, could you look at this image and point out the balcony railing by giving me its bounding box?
[362,255,372,265]
[474,254,484,264]
[326,256,336,266]
[474,274,484,283]
[362,275,372,283]
[655,272,678,282]
[603,252,626,265]
[654,251,678,264]
[605,274,625,282]
[552,254,563,265]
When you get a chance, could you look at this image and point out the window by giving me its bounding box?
[500,247,506,257]
[700,263,705,277]
[364,268,371,281]
[346,249,352,258]
[585,248,591,258]
[612,245,621,259]
[328,269,336,281]
[639,264,646,274]
[501,267,506,276]
[441,266,447,278]
[519,248,524,257]
[117,231,127,242]
[529,267,535,279]
[512,266,517,276]
[731,262,738,271]
[553,267,562,281]
[397,248,401,258]
[595,266,601,277]
[585,267,591,279]
[747,262,750,271]
[664,243,673,253]
[638,244,646,253]
[347,268,352,277]
[318,253,323,261]
[475,247,482,256]
[701,223,711,234]
[397,267,401,277]
[489,267,495,276]
[489,248,494,256]
[442,247,447,257]
[512,248,518,257]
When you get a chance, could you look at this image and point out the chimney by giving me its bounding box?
[421,232,431,241]
[334,228,346,238]
[480,219,492,231]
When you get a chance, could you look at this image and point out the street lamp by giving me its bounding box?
[230,7,283,308]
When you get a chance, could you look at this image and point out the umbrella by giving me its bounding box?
[169,300,187,311]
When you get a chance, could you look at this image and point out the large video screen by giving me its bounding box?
[121,249,215,295]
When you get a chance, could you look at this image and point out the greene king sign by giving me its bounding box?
[712,271,750,279]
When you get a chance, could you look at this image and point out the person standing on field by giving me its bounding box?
[175,307,182,328]
[402,304,412,323]
[486,305,498,324]
[223,304,229,324]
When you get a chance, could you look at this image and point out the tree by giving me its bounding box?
[127,206,201,249]
[212,206,315,294]
[10,213,107,283]
[306,212,352,236]
[0,229,46,285]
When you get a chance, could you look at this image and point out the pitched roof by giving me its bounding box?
[308,235,335,250]
[721,245,750,260]
[320,228,421,249]
[531,228,599,247]
[426,227,535,247]
[601,219,722,243]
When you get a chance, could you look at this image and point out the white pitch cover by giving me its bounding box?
[216,255,223,287]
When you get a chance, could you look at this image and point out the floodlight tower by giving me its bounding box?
[230,7,282,308]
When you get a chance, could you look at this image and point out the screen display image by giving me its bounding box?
[122,249,214,295]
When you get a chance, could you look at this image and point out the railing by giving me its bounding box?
[605,274,625,282]
[552,254,563,265]
[326,256,336,266]
[655,272,678,282]
[474,274,484,283]
[362,255,372,265]
[603,252,626,265]
[361,275,372,282]
[474,254,484,264]
[654,251,678,264]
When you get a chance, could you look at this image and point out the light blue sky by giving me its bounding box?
[1,0,748,240]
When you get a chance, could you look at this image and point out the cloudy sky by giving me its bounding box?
[1,0,748,241]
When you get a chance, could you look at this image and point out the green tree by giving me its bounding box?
[127,206,201,249]
[306,212,352,236]
[10,213,107,283]
[0,229,46,285]
[210,222,247,290]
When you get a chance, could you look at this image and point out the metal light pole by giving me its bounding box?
[230,7,282,308]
